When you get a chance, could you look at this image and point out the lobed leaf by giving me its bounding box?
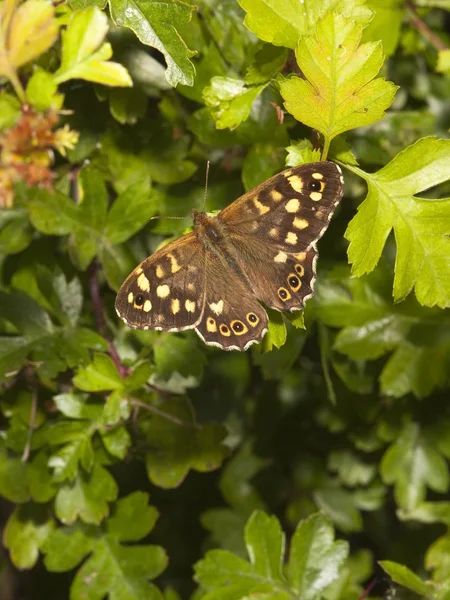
[280,12,397,152]
[346,137,450,307]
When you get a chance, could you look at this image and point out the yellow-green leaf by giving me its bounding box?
[7,0,58,68]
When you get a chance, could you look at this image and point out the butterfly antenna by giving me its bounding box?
[203,160,210,210]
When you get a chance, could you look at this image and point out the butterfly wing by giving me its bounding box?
[115,231,268,350]
[218,161,344,253]
[218,161,344,312]
[115,233,206,331]
[194,250,268,350]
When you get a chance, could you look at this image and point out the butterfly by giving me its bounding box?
[115,161,344,351]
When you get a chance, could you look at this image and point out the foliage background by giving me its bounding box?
[1,0,450,599]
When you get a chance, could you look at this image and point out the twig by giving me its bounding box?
[406,1,448,52]
[21,386,38,462]
[88,260,128,378]
[358,577,378,600]
[130,398,198,428]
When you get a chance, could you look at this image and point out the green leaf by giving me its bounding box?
[106,491,159,542]
[195,511,348,600]
[54,7,132,86]
[26,68,59,110]
[6,0,58,70]
[381,422,449,511]
[285,140,322,167]
[379,561,437,598]
[102,389,130,426]
[346,138,450,307]
[104,180,155,244]
[73,353,123,392]
[154,336,206,381]
[4,505,54,569]
[426,533,450,582]
[143,398,228,488]
[42,493,167,598]
[203,77,267,130]
[47,423,95,482]
[109,0,196,87]
[362,0,402,57]
[260,309,287,353]
[0,91,21,128]
[280,12,397,152]
[0,447,29,502]
[287,513,349,599]
[244,512,284,579]
[238,0,372,50]
[55,463,118,524]
[316,270,450,398]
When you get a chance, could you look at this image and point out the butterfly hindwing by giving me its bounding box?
[195,258,268,351]
[115,233,206,331]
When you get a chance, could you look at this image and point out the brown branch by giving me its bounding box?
[406,1,448,52]
[88,260,129,378]
[358,577,378,600]
[21,385,38,462]
[130,398,198,428]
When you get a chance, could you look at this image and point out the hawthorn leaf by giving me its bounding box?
[43,493,167,599]
[203,77,267,130]
[106,491,159,542]
[154,336,206,380]
[0,92,21,127]
[72,542,166,600]
[426,533,450,582]
[109,0,196,87]
[48,423,95,482]
[4,505,54,569]
[6,0,58,70]
[287,513,349,598]
[73,353,123,392]
[238,0,372,49]
[245,511,285,580]
[280,12,397,151]
[195,511,347,600]
[379,561,437,598]
[43,523,95,572]
[104,180,155,244]
[26,68,59,110]
[55,463,118,524]
[259,308,287,353]
[0,446,29,502]
[381,422,449,511]
[54,7,132,86]
[346,137,450,307]
[142,398,228,488]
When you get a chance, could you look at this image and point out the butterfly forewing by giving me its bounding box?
[115,233,206,331]
[219,162,344,253]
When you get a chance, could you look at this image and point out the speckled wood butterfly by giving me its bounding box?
[115,161,344,351]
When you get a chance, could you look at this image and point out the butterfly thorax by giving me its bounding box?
[192,209,225,251]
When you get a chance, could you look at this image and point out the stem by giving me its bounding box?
[7,68,26,103]
[321,137,331,161]
[130,398,198,428]
[406,1,448,52]
[88,260,129,378]
[21,386,37,462]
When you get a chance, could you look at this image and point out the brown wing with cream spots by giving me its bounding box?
[218,161,344,253]
[194,255,268,351]
[225,237,319,312]
[115,233,206,332]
